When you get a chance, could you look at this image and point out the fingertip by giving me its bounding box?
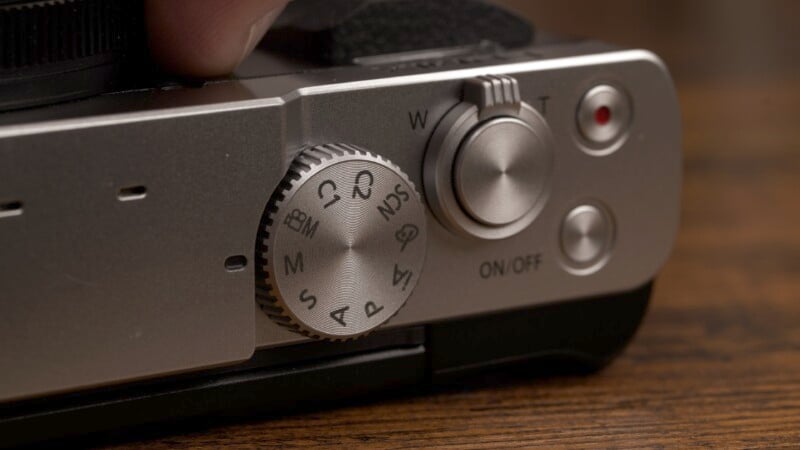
[146,0,289,78]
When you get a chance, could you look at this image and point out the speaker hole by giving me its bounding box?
[118,185,147,201]
[0,201,23,218]
[225,255,248,272]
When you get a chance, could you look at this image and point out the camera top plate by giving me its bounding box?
[0,37,680,402]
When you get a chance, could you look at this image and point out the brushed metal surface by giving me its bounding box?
[454,117,548,226]
[0,43,681,402]
[576,84,632,151]
[560,204,614,274]
[425,100,554,240]
[260,145,427,340]
[0,108,281,402]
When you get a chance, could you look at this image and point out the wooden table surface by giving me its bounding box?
[113,2,800,448]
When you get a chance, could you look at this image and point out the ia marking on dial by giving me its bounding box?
[258,144,427,341]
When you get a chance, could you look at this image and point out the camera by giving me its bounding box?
[0,0,681,445]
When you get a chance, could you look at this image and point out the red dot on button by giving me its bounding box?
[594,106,611,125]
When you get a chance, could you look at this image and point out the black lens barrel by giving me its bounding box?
[0,0,147,111]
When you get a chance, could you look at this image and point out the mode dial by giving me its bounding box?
[258,144,427,340]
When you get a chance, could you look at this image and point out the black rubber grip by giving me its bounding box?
[267,0,534,65]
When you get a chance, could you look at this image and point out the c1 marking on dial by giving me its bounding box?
[378,184,411,221]
[317,179,340,209]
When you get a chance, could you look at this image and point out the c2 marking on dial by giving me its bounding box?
[365,301,384,318]
[284,208,318,239]
[330,306,349,326]
[299,288,317,310]
[352,170,374,200]
[378,184,411,221]
[317,179,340,209]
[392,264,413,291]
[284,252,304,275]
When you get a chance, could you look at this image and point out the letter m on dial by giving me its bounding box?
[284,252,304,276]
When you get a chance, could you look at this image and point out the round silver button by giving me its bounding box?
[560,204,614,272]
[577,84,631,146]
[454,117,549,226]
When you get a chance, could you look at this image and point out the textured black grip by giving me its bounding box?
[267,0,534,65]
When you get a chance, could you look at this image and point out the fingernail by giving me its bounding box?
[238,7,284,67]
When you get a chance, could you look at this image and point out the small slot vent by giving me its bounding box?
[0,201,23,218]
[225,255,248,272]
[118,186,147,201]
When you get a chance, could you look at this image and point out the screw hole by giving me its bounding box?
[224,255,248,272]
[0,201,23,218]
[118,185,147,201]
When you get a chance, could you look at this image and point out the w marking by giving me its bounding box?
[408,110,428,130]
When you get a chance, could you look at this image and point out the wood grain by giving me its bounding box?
[109,2,800,448]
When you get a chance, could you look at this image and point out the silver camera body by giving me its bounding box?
[0,33,680,442]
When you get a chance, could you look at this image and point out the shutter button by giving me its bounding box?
[454,117,549,226]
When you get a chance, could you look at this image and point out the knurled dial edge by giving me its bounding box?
[257,143,427,341]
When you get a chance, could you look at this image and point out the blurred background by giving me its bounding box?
[498,0,799,84]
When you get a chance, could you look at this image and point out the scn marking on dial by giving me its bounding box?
[378,184,411,221]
